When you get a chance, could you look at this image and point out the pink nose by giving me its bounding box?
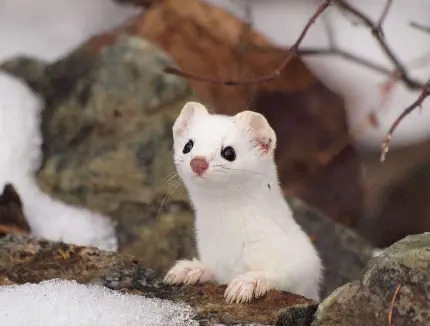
[190,157,209,176]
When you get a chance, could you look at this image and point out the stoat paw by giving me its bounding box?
[224,272,271,304]
[224,272,271,303]
[163,259,212,286]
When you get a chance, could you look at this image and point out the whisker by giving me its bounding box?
[157,178,182,219]
[159,171,178,183]
[165,178,184,207]
[162,172,179,187]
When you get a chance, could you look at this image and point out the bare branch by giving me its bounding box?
[333,0,419,89]
[248,44,424,89]
[410,21,430,34]
[376,0,394,38]
[113,0,155,8]
[322,11,338,49]
[164,0,332,85]
[300,47,394,75]
[381,78,430,162]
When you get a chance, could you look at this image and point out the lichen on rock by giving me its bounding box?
[312,233,430,326]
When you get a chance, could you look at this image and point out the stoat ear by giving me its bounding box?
[173,102,208,138]
[235,110,276,155]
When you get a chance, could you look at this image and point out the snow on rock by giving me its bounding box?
[371,247,387,258]
[0,0,143,250]
[0,73,118,251]
[0,279,198,326]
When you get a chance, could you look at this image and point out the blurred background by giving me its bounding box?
[0,0,429,263]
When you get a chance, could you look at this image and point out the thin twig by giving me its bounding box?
[333,0,417,89]
[234,0,253,80]
[300,47,396,76]
[163,0,332,85]
[381,79,430,162]
[388,284,401,325]
[376,0,394,38]
[410,21,430,34]
[249,45,424,89]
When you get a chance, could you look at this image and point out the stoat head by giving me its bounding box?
[172,101,277,191]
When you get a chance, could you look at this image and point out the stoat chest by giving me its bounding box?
[192,192,293,284]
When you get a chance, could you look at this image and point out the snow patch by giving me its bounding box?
[0,279,198,326]
[372,247,387,257]
[0,0,143,250]
[0,0,141,62]
[0,72,117,251]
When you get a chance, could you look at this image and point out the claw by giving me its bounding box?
[164,259,213,286]
[224,272,271,304]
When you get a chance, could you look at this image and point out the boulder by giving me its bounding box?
[0,234,317,326]
[359,142,430,248]
[312,233,430,326]
[2,35,196,271]
[286,196,372,298]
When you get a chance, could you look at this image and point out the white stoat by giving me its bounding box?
[164,102,323,303]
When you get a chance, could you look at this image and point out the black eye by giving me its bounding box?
[183,139,194,154]
[221,146,236,161]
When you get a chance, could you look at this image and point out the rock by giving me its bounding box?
[113,200,197,273]
[359,141,430,248]
[278,304,319,326]
[1,57,48,93]
[123,0,363,227]
[312,233,430,326]
[0,234,317,326]
[255,86,362,228]
[286,196,373,299]
[2,35,196,271]
[0,183,30,237]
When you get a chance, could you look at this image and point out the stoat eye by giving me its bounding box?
[221,146,236,162]
[183,139,194,154]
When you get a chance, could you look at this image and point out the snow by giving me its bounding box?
[0,72,118,250]
[0,0,142,250]
[205,0,430,150]
[0,279,198,326]
[0,0,141,62]
[372,247,387,258]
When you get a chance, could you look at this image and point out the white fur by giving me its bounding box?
[164,102,323,303]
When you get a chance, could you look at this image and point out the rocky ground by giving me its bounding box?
[0,233,429,325]
[1,0,430,325]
